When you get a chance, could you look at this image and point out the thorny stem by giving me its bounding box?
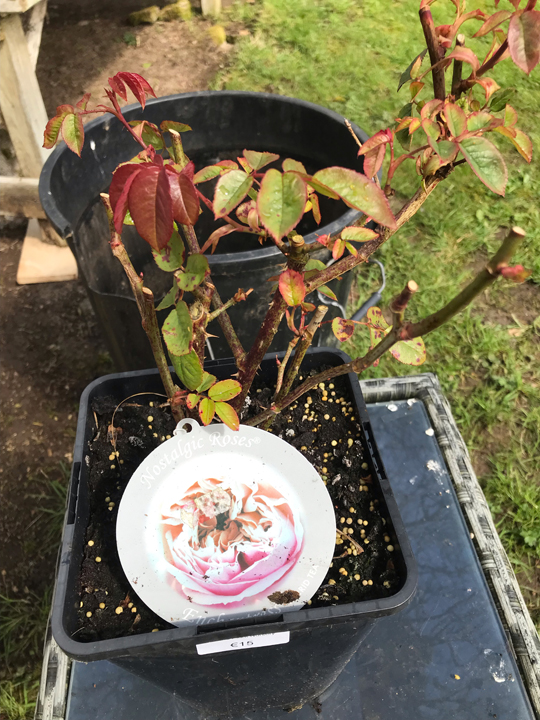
[273,338,299,401]
[451,34,466,98]
[169,130,188,168]
[179,224,215,365]
[402,227,526,338]
[344,119,363,149]
[457,39,510,95]
[100,194,183,421]
[275,305,328,404]
[246,227,526,427]
[233,289,288,411]
[245,331,399,428]
[190,286,214,365]
[140,287,185,418]
[419,7,446,101]
[305,167,451,294]
[206,289,253,324]
[477,38,509,78]
[101,94,147,150]
[390,280,418,328]
[181,223,245,365]
[237,167,452,412]
[181,223,202,255]
[209,290,246,367]
[233,233,310,409]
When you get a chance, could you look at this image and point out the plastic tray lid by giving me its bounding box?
[117,419,336,628]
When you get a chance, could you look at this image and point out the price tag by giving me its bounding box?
[196,631,290,656]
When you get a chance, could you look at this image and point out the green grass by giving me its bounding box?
[0,680,40,720]
[0,466,68,720]
[218,0,540,626]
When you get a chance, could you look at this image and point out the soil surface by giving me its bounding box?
[0,228,110,601]
[73,369,401,640]
[36,10,240,120]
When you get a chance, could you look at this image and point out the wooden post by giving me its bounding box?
[0,12,49,177]
[26,0,47,70]
[0,0,77,281]
[201,0,222,17]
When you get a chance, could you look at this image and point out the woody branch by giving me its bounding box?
[246,227,526,427]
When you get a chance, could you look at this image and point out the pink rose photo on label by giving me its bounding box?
[160,476,304,606]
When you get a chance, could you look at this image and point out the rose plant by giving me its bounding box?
[43,0,538,432]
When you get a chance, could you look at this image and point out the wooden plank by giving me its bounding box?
[0,0,43,13]
[26,0,47,70]
[16,219,77,285]
[0,13,49,178]
[201,0,222,16]
[0,176,46,218]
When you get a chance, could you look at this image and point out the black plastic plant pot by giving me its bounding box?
[39,91,372,371]
[51,348,417,717]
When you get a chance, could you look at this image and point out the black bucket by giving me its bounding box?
[51,349,417,717]
[39,92,371,370]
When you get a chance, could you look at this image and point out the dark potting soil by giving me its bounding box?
[76,369,402,641]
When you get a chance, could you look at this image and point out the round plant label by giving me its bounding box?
[116,419,336,627]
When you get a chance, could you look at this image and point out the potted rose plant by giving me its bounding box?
[42,0,538,716]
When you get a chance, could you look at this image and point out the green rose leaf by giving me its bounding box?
[489,87,516,113]
[124,209,135,225]
[443,103,467,138]
[176,253,210,292]
[208,379,242,402]
[155,284,178,311]
[318,285,338,302]
[129,121,164,150]
[152,225,185,271]
[391,338,426,366]
[170,349,203,391]
[43,105,73,149]
[282,158,307,174]
[458,136,507,196]
[257,169,307,241]
[313,167,396,229]
[278,268,306,307]
[186,393,200,409]
[160,120,192,134]
[162,300,193,357]
[243,150,280,171]
[341,227,378,242]
[214,170,254,218]
[435,140,459,165]
[304,258,326,272]
[193,160,237,184]
[197,372,217,393]
[61,113,85,156]
[397,49,427,91]
[332,317,355,342]
[215,401,240,431]
[466,112,495,133]
[199,397,216,426]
